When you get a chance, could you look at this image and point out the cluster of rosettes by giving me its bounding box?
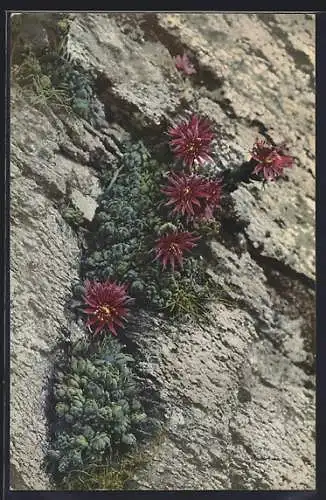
[153,114,222,277]
[82,110,294,338]
[47,335,148,478]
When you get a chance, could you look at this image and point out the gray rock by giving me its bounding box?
[11,13,50,54]
[10,90,102,489]
[10,175,80,490]
[10,12,315,491]
[70,188,98,223]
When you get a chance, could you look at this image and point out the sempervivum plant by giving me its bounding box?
[161,172,210,218]
[154,230,200,270]
[83,280,133,336]
[168,114,215,169]
[81,141,210,314]
[161,172,223,221]
[250,138,294,181]
[46,336,149,482]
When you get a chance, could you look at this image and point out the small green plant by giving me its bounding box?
[46,336,151,484]
[61,427,166,490]
[62,204,84,230]
[164,276,209,318]
[61,450,147,490]
[12,50,71,109]
[11,14,104,122]
[44,58,107,126]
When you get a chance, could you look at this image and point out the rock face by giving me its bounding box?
[10,88,101,489]
[10,13,315,490]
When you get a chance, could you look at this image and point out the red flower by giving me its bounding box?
[83,280,132,336]
[168,114,215,169]
[250,139,294,181]
[161,172,209,217]
[154,231,200,270]
[197,179,223,220]
[174,53,196,75]
[162,173,223,221]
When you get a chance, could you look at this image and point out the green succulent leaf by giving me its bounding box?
[47,336,148,481]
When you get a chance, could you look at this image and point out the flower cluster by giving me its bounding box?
[82,112,294,335]
[154,114,222,273]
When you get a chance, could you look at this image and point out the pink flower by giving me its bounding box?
[161,172,223,221]
[174,53,196,75]
[168,114,215,169]
[250,139,294,181]
[197,178,223,220]
[83,280,132,336]
[154,231,200,271]
[161,172,210,218]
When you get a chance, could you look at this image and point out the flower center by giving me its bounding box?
[183,187,190,195]
[96,304,115,321]
[264,153,275,164]
[169,243,179,254]
[186,138,202,154]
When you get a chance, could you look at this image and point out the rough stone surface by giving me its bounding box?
[10,89,102,489]
[10,12,315,490]
[123,305,314,490]
[10,183,78,490]
[70,188,98,222]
